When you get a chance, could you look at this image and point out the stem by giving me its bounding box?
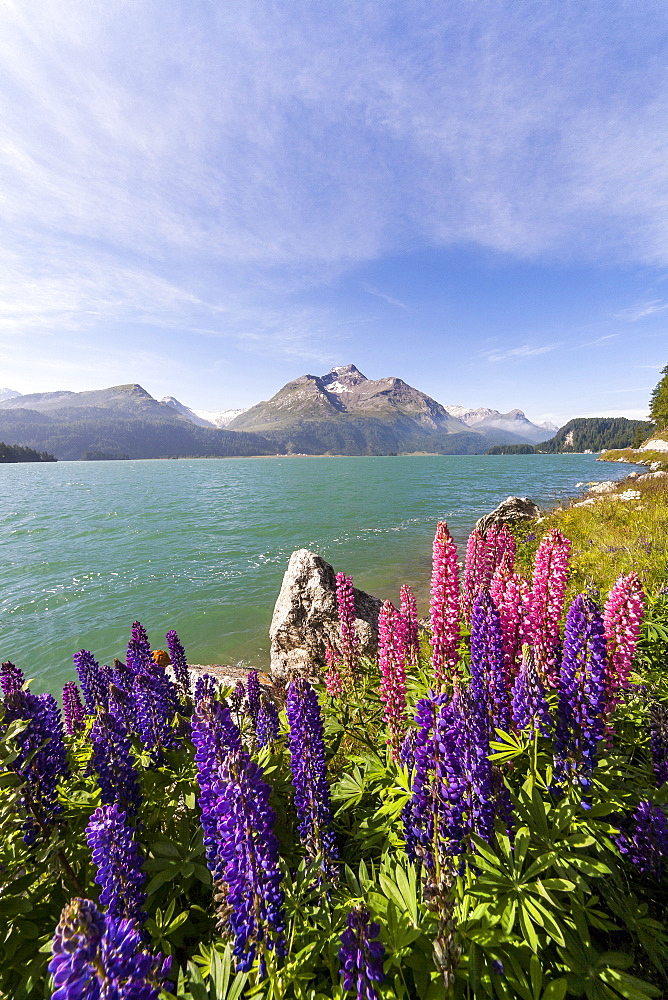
[58,849,84,895]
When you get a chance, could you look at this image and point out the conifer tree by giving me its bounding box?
[649,364,668,430]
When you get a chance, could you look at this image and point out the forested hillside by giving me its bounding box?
[536,417,653,453]
[0,441,56,462]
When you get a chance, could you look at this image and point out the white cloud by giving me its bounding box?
[614,300,668,322]
[485,343,562,363]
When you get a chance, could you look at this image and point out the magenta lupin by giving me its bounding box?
[603,572,645,714]
[336,571,359,678]
[526,529,572,685]
[400,584,419,666]
[429,522,461,686]
[463,529,491,624]
[378,600,408,756]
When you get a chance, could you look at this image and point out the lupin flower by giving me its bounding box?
[336,571,359,678]
[247,670,262,721]
[429,522,461,686]
[126,637,154,676]
[85,803,147,924]
[486,524,516,578]
[526,529,572,685]
[131,620,152,655]
[649,703,668,787]
[4,690,69,844]
[400,584,419,666]
[133,673,179,757]
[378,600,408,756]
[603,572,645,713]
[193,734,285,975]
[49,898,171,1000]
[256,696,280,748]
[339,905,385,1000]
[511,647,551,736]
[463,529,492,623]
[165,629,192,699]
[73,650,109,713]
[195,672,219,702]
[409,686,496,873]
[90,710,142,816]
[470,591,510,734]
[1,659,24,697]
[62,682,86,735]
[325,642,344,697]
[191,697,242,871]
[286,677,338,881]
[615,801,668,880]
[554,594,607,791]
[490,561,530,680]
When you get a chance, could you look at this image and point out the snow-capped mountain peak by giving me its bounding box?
[0,388,21,402]
[160,396,247,428]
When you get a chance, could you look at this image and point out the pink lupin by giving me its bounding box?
[525,529,572,685]
[463,528,492,623]
[399,584,419,666]
[487,524,516,577]
[429,521,461,686]
[324,641,344,698]
[603,572,645,712]
[490,560,531,683]
[378,600,407,756]
[336,571,359,680]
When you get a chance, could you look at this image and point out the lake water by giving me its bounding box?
[0,454,634,693]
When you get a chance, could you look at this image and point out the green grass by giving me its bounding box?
[513,471,668,597]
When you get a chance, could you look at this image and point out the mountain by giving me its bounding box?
[0,388,21,402]
[536,417,654,453]
[444,405,559,443]
[161,396,247,428]
[0,383,275,461]
[227,364,491,454]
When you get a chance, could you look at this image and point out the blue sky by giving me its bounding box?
[0,1,667,425]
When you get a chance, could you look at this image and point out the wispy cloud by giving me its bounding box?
[577,334,618,348]
[363,285,407,309]
[614,300,668,322]
[485,343,562,363]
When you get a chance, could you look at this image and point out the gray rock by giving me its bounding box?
[475,496,541,534]
[269,548,383,678]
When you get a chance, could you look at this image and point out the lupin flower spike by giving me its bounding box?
[400,584,419,666]
[429,522,461,686]
[4,690,69,844]
[49,898,171,1000]
[256,696,280,748]
[73,650,109,713]
[526,529,572,685]
[615,801,668,881]
[470,590,510,734]
[554,593,607,791]
[339,905,385,1000]
[511,646,551,736]
[463,529,491,623]
[246,670,262,721]
[603,572,645,714]
[325,642,344,697]
[490,564,530,681]
[62,682,86,735]
[286,677,338,881]
[165,629,192,699]
[378,600,408,756]
[336,571,359,678]
[1,659,24,697]
[90,711,142,817]
[193,741,286,976]
[85,803,147,924]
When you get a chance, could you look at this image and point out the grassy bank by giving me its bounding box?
[514,469,668,596]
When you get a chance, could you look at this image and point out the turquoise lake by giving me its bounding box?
[0,454,635,693]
